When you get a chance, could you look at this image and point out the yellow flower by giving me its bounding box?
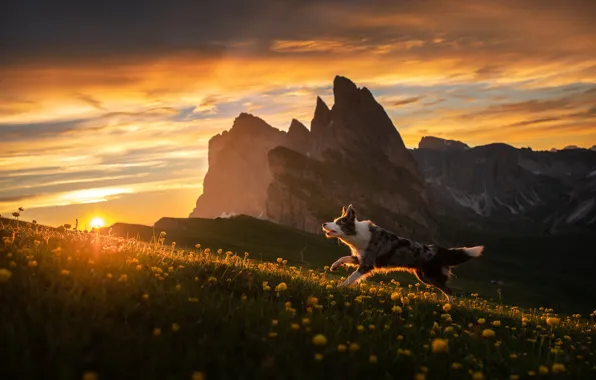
[368,324,375,330]
[509,375,519,380]
[477,318,486,325]
[392,305,403,314]
[28,260,38,268]
[291,323,300,330]
[527,370,536,376]
[153,328,161,336]
[369,354,377,363]
[142,293,150,301]
[431,338,449,353]
[538,365,548,374]
[0,268,13,283]
[451,362,462,370]
[472,372,485,380]
[191,371,205,380]
[275,282,288,292]
[551,364,565,373]
[546,317,560,327]
[60,269,70,276]
[171,323,180,332]
[268,332,278,338]
[442,303,452,312]
[82,371,99,380]
[312,334,327,346]
[276,257,283,263]
[414,374,426,380]
[492,320,501,327]
[337,344,347,352]
[482,329,495,338]
[302,318,310,325]
[357,325,365,332]
[136,264,142,271]
[349,343,360,352]
[314,353,324,361]
[390,292,400,301]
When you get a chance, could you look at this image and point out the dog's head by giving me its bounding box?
[322,204,357,238]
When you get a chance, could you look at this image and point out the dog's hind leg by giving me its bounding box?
[415,269,453,303]
[338,265,373,288]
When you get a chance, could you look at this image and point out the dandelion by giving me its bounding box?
[337,344,347,352]
[171,323,180,332]
[551,364,565,373]
[153,328,161,336]
[477,318,486,325]
[546,317,561,327]
[175,284,182,291]
[312,334,327,346]
[442,303,452,312]
[0,268,13,283]
[268,332,278,338]
[60,269,70,276]
[28,260,38,268]
[431,338,449,353]
[482,329,495,338]
[492,320,501,327]
[472,372,485,380]
[451,362,462,370]
[276,258,283,263]
[538,365,548,375]
[349,343,360,352]
[81,371,99,380]
[275,282,288,292]
[314,353,324,361]
[369,354,377,364]
[291,323,300,330]
[392,305,403,314]
[390,292,400,301]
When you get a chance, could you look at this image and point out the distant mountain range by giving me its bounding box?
[190,76,596,240]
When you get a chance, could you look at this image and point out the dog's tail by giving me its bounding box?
[437,245,484,266]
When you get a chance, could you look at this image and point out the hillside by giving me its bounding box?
[1,221,595,379]
[106,215,596,314]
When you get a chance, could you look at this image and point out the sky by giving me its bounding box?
[1,0,595,227]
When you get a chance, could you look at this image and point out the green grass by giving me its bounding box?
[1,220,595,379]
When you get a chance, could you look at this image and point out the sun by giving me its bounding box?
[90,217,105,229]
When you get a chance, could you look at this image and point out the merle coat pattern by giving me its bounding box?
[322,205,483,302]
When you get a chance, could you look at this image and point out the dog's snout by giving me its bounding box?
[322,223,327,228]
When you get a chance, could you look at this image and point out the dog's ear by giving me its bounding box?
[346,204,356,219]
[341,206,347,216]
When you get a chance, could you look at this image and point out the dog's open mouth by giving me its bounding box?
[323,228,337,237]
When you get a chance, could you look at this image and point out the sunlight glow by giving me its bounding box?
[90,217,105,229]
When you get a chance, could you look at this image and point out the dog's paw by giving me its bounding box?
[329,264,339,272]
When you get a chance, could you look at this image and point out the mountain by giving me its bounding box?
[191,76,439,242]
[412,137,596,234]
[419,136,469,152]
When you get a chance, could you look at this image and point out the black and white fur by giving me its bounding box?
[322,205,483,302]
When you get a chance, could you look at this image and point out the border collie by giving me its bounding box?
[322,205,483,302]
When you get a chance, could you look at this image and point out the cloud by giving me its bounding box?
[391,96,425,107]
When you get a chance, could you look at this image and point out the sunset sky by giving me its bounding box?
[1,0,595,227]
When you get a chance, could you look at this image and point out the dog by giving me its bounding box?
[322,204,483,302]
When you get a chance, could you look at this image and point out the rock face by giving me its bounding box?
[419,136,469,152]
[191,76,439,241]
[412,141,596,234]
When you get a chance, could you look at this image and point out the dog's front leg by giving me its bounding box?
[338,265,372,288]
[330,256,358,272]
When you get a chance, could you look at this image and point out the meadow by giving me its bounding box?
[1,219,595,380]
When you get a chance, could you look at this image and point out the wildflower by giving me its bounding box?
[142,294,150,301]
[392,305,403,314]
[188,297,199,302]
[171,323,180,332]
[538,366,548,374]
[337,344,347,352]
[268,332,278,338]
[414,374,425,380]
[369,354,377,364]
[477,318,486,325]
[276,257,283,263]
[60,269,70,276]
[314,353,324,361]
[217,249,222,254]
[0,268,13,283]
[442,303,452,312]
[472,372,485,380]
[302,318,310,325]
[175,284,182,291]
[82,371,99,380]
[492,320,501,327]
[326,285,333,290]
[195,244,201,249]
[546,317,561,327]
[390,292,400,301]
[451,362,462,370]
[312,334,327,346]
[509,375,519,380]
[444,326,454,334]
[291,323,300,330]
[153,328,161,336]
[275,282,288,292]
[482,329,495,338]
[552,364,565,373]
[208,277,217,283]
[357,325,365,332]
[28,260,38,268]
[431,338,449,353]
[349,343,360,352]
[136,265,142,271]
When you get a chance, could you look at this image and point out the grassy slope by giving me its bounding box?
[1,222,595,380]
[107,215,596,315]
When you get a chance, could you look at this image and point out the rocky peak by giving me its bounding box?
[418,136,470,152]
[311,96,331,135]
[286,119,312,155]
